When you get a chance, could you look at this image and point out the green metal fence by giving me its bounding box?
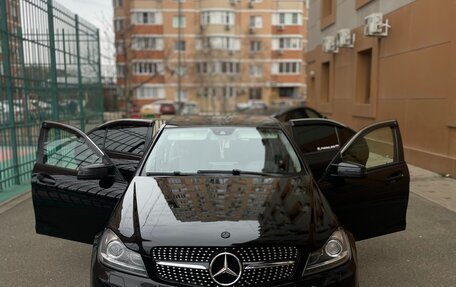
[0,0,103,191]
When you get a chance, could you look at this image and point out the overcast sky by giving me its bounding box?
[57,0,115,71]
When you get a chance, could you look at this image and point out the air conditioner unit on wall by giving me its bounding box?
[322,36,338,54]
[336,29,355,48]
[277,24,285,31]
[364,13,391,37]
[230,0,238,5]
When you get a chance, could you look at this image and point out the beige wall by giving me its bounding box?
[306,0,456,176]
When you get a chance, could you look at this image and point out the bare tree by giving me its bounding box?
[101,14,172,116]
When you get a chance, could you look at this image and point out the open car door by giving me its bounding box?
[290,119,356,180]
[317,120,410,241]
[86,119,166,182]
[32,121,128,244]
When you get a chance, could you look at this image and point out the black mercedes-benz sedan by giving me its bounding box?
[31,115,410,287]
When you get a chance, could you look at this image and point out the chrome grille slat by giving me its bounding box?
[152,247,299,287]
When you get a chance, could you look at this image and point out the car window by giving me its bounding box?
[145,127,303,174]
[337,127,355,147]
[104,126,149,155]
[88,129,106,149]
[342,127,395,169]
[292,125,339,154]
[44,128,102,170]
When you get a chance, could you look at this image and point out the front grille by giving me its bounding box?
[152,247,299,287]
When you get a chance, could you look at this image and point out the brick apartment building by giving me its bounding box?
[113,0,308,112]
[306,0,456,176]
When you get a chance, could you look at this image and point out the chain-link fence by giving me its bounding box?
[0,0,103,191]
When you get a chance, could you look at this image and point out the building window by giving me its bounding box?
[250,64,262,77]
[135,86,165,99]
[114,19,124,32]
[116,65,126,78]
[273,62,302,75]
[274,12,302,25]
[356,48,373,104]
[196,62,210,74]
[201,11,235,25]
[320,0,336,29]
[250,41,262,53]
[174,40,186,51]
[133,62,163,75]
[175,65,187,76]
[321,0,333,18]
[196,37,241,51]
[249,16,263,28]
[173,16,186,28]
[113,0,123,8]
[132,12,161,25]
[249,88,262,100]
[274,37,302,50]
[132,37,163,51]
[115,42,124,55]
[196,62,239,75]
[10,2,17,18]
[223,87,237,98]
[279,87,299,98]
[175,91,188,101]
[321,61,330,103]
[221,62,240,75]
[356,0,374,9]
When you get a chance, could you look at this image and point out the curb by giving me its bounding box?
[0,190,31,215]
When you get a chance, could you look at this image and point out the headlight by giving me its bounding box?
[98,229,148,277]
[303,229,351,276]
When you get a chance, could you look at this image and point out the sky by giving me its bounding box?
[56,0,115,73]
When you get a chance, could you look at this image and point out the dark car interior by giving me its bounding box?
[87,121,156,182]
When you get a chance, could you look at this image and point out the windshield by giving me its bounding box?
[144,127,302,175]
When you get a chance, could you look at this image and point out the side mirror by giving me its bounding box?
[77,163,115,180]
[335,162,366,178]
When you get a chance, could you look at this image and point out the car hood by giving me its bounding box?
[109,175,338,254]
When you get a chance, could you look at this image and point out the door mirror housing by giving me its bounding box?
[335,162,367,178]
[77,164,115,180]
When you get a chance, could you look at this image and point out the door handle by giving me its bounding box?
[37,173,56,185]
[387,173,404,183]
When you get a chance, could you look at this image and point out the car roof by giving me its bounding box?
[166,115,282,128]
[90,119,156,132]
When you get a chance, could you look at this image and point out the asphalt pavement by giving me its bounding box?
[0,165,455,287]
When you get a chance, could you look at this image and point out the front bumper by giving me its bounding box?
[91,252,357,287]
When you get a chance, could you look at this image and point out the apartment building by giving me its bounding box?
[113,0,308,112]
[1,0,23,84]
[306,0,456,176]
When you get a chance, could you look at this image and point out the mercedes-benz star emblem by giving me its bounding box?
[221,231,231,239]
[209,252,242,286]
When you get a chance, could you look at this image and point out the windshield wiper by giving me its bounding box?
[196,169,279,176]
[146,171,192,176]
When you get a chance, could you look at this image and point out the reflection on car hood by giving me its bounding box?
[109,175,338,254]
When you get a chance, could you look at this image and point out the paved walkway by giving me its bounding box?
[409,165,456,213]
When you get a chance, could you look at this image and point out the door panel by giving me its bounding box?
[318,120,410,241]
[32,121,127,244]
